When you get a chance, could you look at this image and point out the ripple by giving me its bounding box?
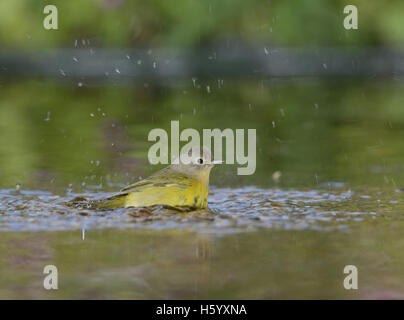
[0,186,400,233]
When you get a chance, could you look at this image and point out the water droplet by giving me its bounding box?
[44,111,51,121]
[272,171,282,183]
[67,183,73,193]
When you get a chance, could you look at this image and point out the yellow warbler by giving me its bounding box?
[71,146,219,210]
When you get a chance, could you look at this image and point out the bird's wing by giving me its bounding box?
[118,169,191,194]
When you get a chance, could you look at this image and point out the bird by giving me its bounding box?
[69,146,220,211]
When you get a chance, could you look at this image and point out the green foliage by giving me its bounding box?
[0,0,403,48]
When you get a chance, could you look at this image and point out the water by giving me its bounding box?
[1,80,404,298]
[1,186,400,233]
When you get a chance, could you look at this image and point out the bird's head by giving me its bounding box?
[170,146,221,183]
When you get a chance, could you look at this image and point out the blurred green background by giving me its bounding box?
[1,80,404,193]
[0,0,403,47]
[0,0,403,192]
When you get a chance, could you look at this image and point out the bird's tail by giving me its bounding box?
[65,194,127,210]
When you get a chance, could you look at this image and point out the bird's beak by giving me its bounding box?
[212,160,223,165]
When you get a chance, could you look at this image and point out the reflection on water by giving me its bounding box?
[2,224,404,299]
[1,80,404,298]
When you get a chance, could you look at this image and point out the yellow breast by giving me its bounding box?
[124,177,209,209]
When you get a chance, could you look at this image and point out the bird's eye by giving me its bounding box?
[197,158,204,164]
